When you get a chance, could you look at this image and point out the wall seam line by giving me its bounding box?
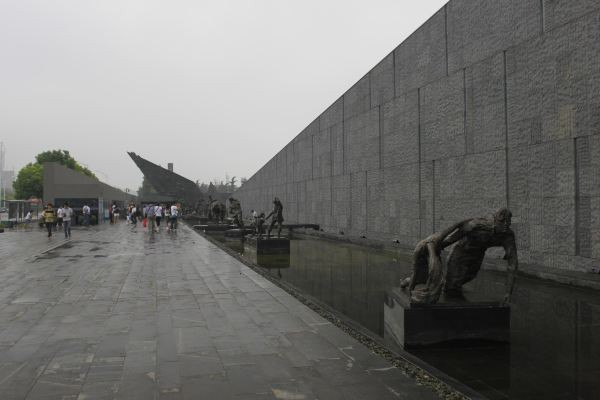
[379,105,383,170]
[503,50,510,209]
[365,170,368,235]
[444,5,449,76]
[330,127,334,225]
[392,50,397,98]
[463,68,467,154]
[574,137,580,256]
[540,0,545,33]
[342,96,346,175]
[417,88,422,237]
[311,135,314,181]
[432,159,436,233]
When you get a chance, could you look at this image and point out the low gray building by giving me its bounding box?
[43,162,136,224]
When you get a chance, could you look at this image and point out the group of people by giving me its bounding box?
[41,202,74,238]
[250,197,284,238]
[138,203,180,233]
[37,201,181,237]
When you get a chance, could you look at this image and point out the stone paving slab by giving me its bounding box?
[0,222,440,399]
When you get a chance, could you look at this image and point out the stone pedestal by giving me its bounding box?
[244,236,290,254]
[193,224,235,232]
[243,236,290,268]
[224,228,254,238]
[384,288,510,348]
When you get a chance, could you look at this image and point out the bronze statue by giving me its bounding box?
[401,208,518,305]
[228,197,243,228]
[265,197,284,238]
[254,212,266,236]
[207,196,226,223]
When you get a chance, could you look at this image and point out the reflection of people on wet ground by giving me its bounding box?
[42,204,56,238]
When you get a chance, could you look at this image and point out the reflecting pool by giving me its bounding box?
[213,234,600,400]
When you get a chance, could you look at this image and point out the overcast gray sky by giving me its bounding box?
[1,0,447,192]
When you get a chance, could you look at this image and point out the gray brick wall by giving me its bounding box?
[235,0,600,275]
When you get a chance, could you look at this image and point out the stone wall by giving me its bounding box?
[235,0,600,274]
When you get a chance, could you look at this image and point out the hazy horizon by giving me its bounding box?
[1,0,447,192]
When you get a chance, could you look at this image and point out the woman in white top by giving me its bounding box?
[155,205,163,230]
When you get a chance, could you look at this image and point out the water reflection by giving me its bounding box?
[214,234,600,400]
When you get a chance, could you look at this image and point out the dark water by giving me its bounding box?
[214,234,600,400]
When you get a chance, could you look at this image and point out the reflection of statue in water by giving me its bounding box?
[228,197,243,228]
[265,197,284,238]
[207,196,226,223]
[401,208,518,305]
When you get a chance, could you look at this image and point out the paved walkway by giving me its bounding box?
[0,223,438,400]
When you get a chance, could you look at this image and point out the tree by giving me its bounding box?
[13,163,43,199]
[35,150,96,178]
[12,149,97,200]
[229,176,237,189]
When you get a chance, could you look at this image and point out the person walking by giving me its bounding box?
[42,204,56,238]
[164,205,171,230]
[130,205,137,226]
[62,202,73,239]
[24,210,32,230]
[155,204,163,231]
[146,203,157,233]
[56,205,64,231]
[113,204,120,223]
[82,204,91,226]
[170,203,178,230]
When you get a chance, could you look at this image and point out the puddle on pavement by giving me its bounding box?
[211,233,600,400]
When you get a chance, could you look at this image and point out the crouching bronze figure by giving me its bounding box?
[401,208,518,305]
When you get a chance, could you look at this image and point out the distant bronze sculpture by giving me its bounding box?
[254,212,266,236]
[228,197,243,228]
[401,208,518,305]
[265,197,284,238]
[195,199,206,216]
[207,196,226,223]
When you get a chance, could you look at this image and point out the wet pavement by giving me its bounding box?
[0,223,439,400]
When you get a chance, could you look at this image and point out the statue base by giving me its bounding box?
[384,288,510,348]
[193,224,235,232]
[244,236,290,255]
[224,228,254,238]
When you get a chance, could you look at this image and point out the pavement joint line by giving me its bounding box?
[27,227,103,261]
[24,238,71,262]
